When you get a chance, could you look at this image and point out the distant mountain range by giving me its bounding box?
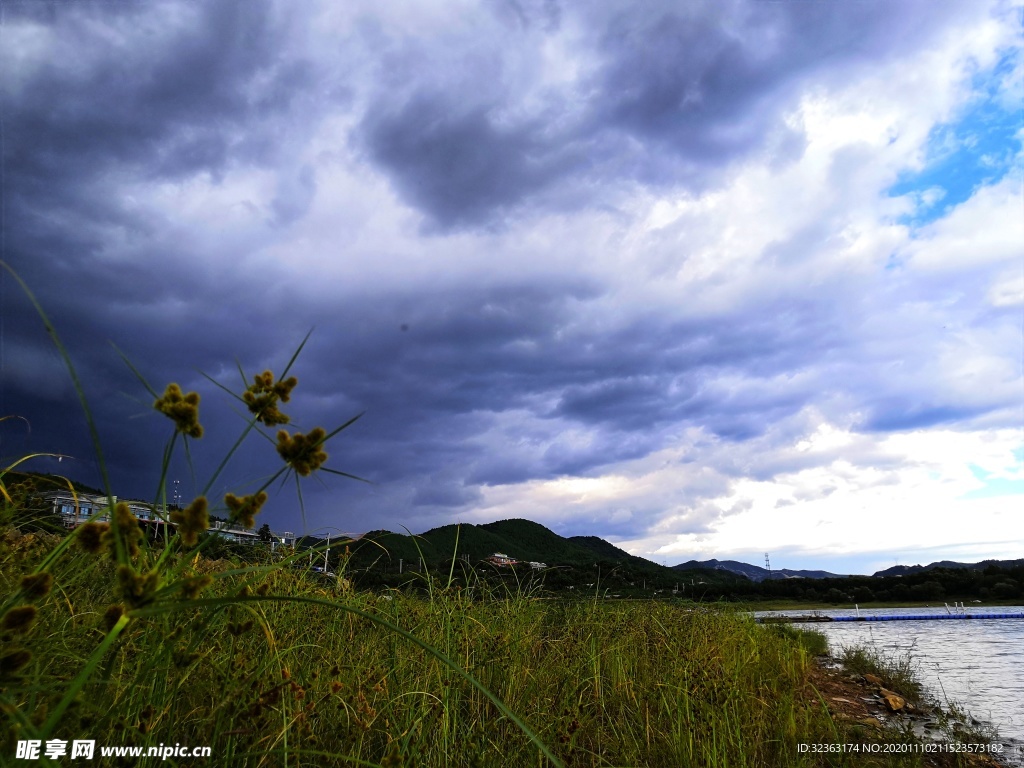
[313,520,1023,582]
[670,557,1024,581]
[872,558,1024,577]
[672,559,845,582]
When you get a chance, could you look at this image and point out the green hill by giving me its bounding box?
[345,529,426,568]
[478,519,600,565]
[567,535,636,562]
[340,518,739,594]
[422,522,521,562]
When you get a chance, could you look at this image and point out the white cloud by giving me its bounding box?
[616,425,1024,564]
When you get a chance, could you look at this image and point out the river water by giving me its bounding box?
[757,606,1024,765]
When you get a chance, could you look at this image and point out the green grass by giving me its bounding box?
[2,533,937,767]
[767,623,831,657]
[837,644,924,704]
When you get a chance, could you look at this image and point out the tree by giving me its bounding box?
[825,588,847,604]
[258,523,273,544]
[910,581,944,601]
[851,586,875,603]
[992,580,1019,599]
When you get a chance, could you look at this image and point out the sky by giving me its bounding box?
[1,0,1021,576]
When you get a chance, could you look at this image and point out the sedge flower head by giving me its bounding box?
[77,522,109,554]
[228,619,255,636]
[1,606,37,633]
[181,574,213,600]
[170,497,209,548]
[243,371,298,426]
[224,491,268,529]
[276,427,328,476]
[20,572,53,600]
[154,383,203,438]
[103,503,144,560]
[116,565,160,606]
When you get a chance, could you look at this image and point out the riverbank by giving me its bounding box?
[808,654,1014,767]
[781,604,1024,767]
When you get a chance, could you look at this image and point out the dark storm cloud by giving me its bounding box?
[1,0,321,493]
[2,0,1015,548]
[5,1,307,194]
[411,477,483,509]
[1,0,316,313]
[85,272,815,525]
[299,281,602,441]
[544,297,845,442]
[361,95,584,228]
[596,6,783,161]
[591,0,962,155]
[357,0,977,227]
[0,256,319,506]
[276,285,845,518]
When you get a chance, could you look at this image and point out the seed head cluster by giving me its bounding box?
[20,572,53,600]
[224,491,268,529]
[227,619,255,636]
[170,497,209,548]
[276,428,328,476]
[1,605,37,633]
[181,574,213,600]
[77,522,109,554]
[105,503,144,560]
[154,383,203,438]
[116,565,160,606]
[243,371,298,426]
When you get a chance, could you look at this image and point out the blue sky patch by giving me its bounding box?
[887,52,1021,228]
[962,463,1024,499]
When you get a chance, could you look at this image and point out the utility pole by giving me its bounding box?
[765,553,771,578]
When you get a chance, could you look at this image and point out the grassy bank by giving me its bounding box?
[4,529,997,767]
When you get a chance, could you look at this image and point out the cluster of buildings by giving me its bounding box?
[485,552,546,570]
[42,489,296,549]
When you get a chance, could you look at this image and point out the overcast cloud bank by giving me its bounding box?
[1,0,1021,574]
